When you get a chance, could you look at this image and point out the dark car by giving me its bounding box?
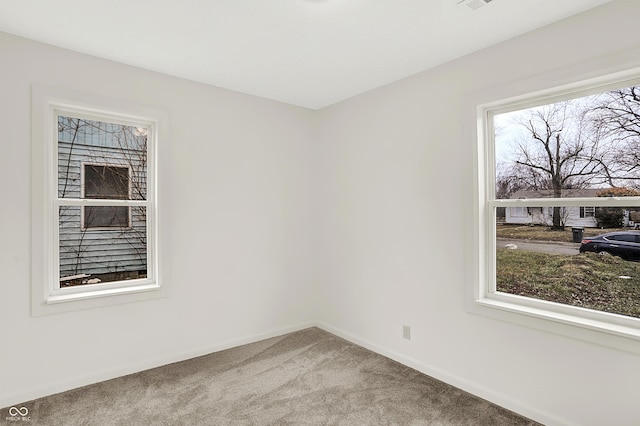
[579,231,640,261]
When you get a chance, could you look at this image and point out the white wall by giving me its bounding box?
[0,32,317,407]
[2,2,640,425]
[315,2,640,425]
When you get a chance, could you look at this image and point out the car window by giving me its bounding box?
[609,234,637,242]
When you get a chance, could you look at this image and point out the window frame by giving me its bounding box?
[472,67,640,352]
[32,85,170,316]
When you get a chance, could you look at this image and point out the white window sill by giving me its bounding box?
[33,282,168,316]
[46,282,161,304]
[470,296,640,355]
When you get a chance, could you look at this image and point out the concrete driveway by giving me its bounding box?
[496,238,580,255]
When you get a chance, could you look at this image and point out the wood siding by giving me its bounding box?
[58,118,147,278]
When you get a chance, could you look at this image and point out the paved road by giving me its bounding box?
[497,238,580,255]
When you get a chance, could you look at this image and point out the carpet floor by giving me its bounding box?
[1,327,539,425]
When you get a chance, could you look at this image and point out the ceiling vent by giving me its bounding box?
[458,0,493,10]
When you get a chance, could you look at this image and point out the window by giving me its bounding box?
[83,164,131,229]
[32,86,169,315]
[579,206,595,218]
[609,234,637,243]
[57,116,148,286]
[510,207,528,217]
[475,68,640,346]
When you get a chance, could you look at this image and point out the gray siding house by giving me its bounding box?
[57,117,147,282]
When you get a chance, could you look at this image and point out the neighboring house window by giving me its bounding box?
[32,86,168,316]
[83,164,131,229]
[579,206,595,218]
[475,69,640,347]
[510,207,528,217]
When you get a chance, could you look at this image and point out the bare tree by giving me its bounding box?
[592,86,640,186]
[508,101,610,229]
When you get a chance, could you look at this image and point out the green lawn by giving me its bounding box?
[497,249,640,318]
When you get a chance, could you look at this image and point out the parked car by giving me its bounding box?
[579,231,640,261]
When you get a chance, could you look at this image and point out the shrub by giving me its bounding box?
[595,187,640,228]
[595,207,624,228]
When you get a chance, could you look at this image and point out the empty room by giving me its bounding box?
[1,1,639,424]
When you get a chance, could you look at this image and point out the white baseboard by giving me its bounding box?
[0,321,315,409]
[314,321,568,426]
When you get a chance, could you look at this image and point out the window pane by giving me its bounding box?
[494,86,640,200]
[84,165,129,199]
[58,116,147,200]
[84,206,130,229]
[59,206,147,286]
[496,207,640,318]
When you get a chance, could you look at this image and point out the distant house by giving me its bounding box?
[57,117,148,281]
[504,189,630,228]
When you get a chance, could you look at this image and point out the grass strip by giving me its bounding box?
[497,249,640,318]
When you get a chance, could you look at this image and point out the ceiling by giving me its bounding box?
[0,0,612,109]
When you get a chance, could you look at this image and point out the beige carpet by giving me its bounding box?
[1,327,539,425]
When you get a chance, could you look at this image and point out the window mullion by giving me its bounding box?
[490,198,640,208]
[55,199,149,207]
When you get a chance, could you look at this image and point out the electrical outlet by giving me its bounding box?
[402,325,411,340]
